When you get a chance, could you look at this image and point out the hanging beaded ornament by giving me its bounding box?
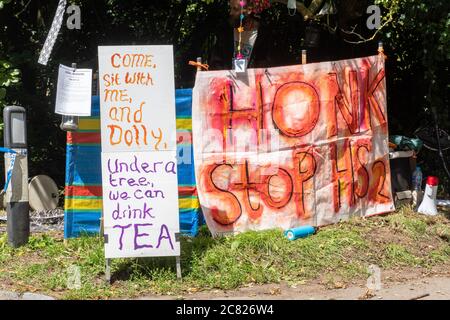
[236,0,246,60]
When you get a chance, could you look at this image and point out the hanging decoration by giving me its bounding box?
[38,0,67,66]
[234,0,265,72]
[233,0,248,73]
[236,0,246,60]
[287,0,297,16]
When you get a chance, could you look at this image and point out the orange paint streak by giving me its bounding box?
[334,69,360,134]
[365,69,387,129]
[292,148,316,218]
[261,168,293,209]
[272,82,320,138]
[368,159,392,204]
[232,161,263,221]
[219,82,265,150]
[202,163,242,226]
[330,140,355,213]
[352,139,371,199]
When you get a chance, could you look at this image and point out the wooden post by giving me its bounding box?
[378,41,387,61]
[378,41,384,54]
[302,50,308,65]
[196,57,202,72]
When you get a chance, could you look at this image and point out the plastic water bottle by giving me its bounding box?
[412,166,423,208]
[412,166,423,191]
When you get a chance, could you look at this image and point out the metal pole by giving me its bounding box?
[176,256,182,280]
[4,107,29,248]
[105,258,112,284]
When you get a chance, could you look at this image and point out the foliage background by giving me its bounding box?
[0,0,448,193]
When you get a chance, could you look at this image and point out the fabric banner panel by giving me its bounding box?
[192,56,395,236]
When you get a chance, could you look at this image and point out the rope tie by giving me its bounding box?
[188,61,209,71]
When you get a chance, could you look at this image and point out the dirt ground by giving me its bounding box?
[139,267,450,300]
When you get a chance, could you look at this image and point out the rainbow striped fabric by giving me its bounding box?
[64,89,202,238]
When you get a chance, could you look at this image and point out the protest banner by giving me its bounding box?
[192,55,395,235]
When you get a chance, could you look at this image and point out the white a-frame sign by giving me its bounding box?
[98,46,181,281]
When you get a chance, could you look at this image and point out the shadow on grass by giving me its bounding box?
[109,226,218,283]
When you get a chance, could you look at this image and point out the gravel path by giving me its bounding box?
[2,274,448,300]
[137,275,450,301]
[0,291,55,300]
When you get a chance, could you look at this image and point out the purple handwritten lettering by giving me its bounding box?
[129,156,140,173]
[141,162,151,173]
[134,223,154,250]
[153,161,163,173]
[165,161,177,174]
[109,174,118,187]
[133,189,165,200]
[113,224,132,250]
[109,191,119,201]
[156,224,175,250]
[138,177,148,186]
[107,158,119,175]
[142,203,155,218]
[112,203,121,220]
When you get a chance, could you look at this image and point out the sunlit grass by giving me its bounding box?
[0,206,448,299]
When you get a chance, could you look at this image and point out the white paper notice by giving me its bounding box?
[55,64,92,116]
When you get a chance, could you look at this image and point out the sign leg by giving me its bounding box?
[176,256,182,280]
[105,258,112,284]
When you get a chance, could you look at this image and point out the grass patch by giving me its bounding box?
[382,244,422,267]
[0,207,449,299]
[428,245,450,264]
[386,214,428,239]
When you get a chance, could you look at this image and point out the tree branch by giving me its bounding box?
[14,0,32,18]
[341,16,393,44]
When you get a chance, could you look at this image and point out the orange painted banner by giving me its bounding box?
[193,55,395,235]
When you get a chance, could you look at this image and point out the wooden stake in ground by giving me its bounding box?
[302,49,308,65]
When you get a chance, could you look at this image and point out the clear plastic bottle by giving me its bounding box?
[412,166,423,191]
[412,166,423,208]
